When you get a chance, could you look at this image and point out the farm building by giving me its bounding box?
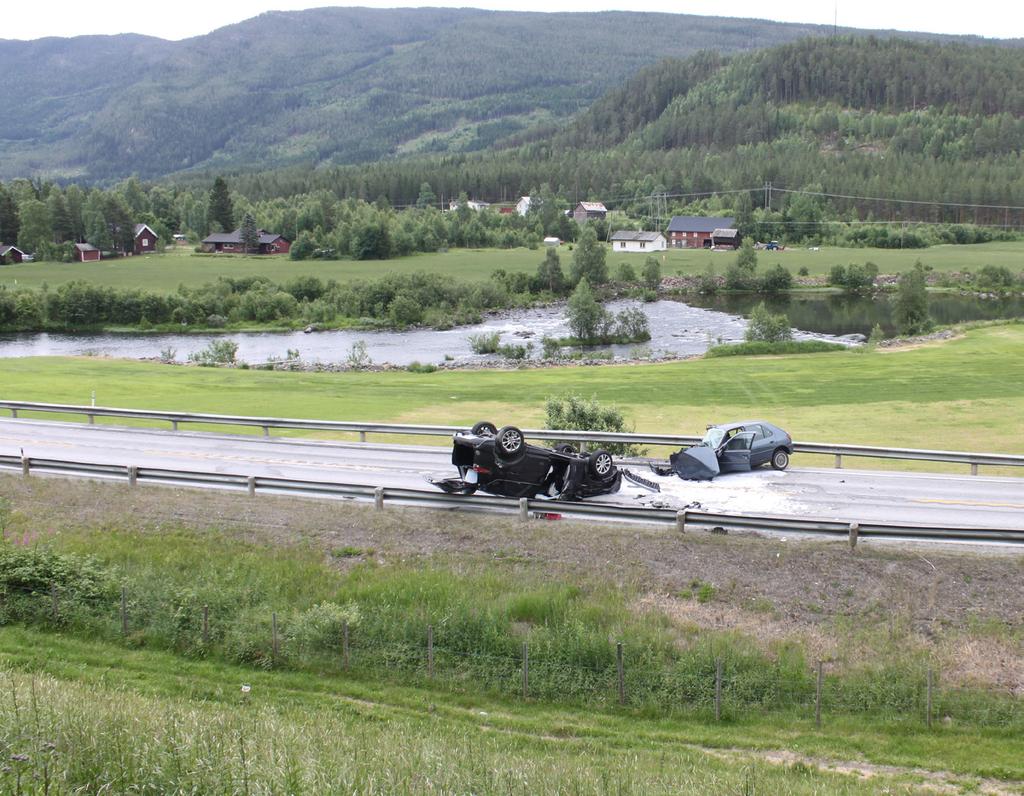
[516,196,532,216]
[202,229,291,255]
[75,242,101,262]
[666,216,735,249]
[132,224,159,255]
[0,244,26,264]
[609,230,667,253]
[711,228,741,249]
[572,201,607,224]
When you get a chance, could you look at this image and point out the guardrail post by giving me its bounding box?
[676,509,687,533]
[171,420,178,431]
[21,456,29,477]
[359,431,367,443]
[10,409,17,418]
[579,441,589,453]
[848,522,859,550]
[127,466,138,487]
[519,497,529,522]
[262,426,270,438]
[87,414,95,425]
[374,486,385,510]
[834,454,842,469]
[970,463,978,476]
[247,476,256,497]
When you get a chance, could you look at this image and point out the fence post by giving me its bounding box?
[676,509,687,533]
[616,642,625,706]
[50,583,58,621]
[834,454,843,469]
[715,658,722,721]
[927,667,934,729]
[519,497,529,522]
[427,624,434,678]
[848,522,859,550]
[21,456,29,477]
[272,612,279,664]
[202,604,210,644]
[815,660,823,729]
[120,586,128,635]
[127,466,138,487]
[521,642,529,700]
[374,486,385,511]
[247,476,256,498]
[342,621,350,670]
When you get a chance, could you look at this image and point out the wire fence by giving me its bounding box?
[1,581,1020,729]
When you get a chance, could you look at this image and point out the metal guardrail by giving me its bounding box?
[1,453,1021,546]
[2,400,1023,474]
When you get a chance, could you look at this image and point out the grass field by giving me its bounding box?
[2,325,1023,461]
[2,240,1021,292]
[4,630,1018,794]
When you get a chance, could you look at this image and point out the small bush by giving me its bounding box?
[544,393,641,456]
[407,361,438,373]
[187,339,239,366]
[615,262,637,282]
[346,340,372,370]
[541,337,561,359]
[468,331,501,354]
[745,303,792,343]
[497,342,532,360]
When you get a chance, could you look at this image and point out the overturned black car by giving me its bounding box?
[429,422,622,500]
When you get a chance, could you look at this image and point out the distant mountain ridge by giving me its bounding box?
[2,7,1017,183]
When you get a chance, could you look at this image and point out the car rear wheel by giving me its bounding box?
[495,426,525,459]
[771,448,790,470]
[555,443,576,454]
[588,449,614,478]
[471,421,497,437]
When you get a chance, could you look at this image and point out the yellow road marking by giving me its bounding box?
[914,498,1024,509]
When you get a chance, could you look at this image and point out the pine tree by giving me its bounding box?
[0,185,20,245]
[240,212,259,255]
[208,177,234,233]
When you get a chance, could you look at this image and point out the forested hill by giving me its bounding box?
[0,8,1012,183]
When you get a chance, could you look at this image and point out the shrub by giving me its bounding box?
[467,331,501,354]
[744,302,792,343]
[187,339,239,366]
[758,264,793,293]
[974,265,1015,291]
[497,342,532,360]
[642,257,661,290]
[830,262,879,293]
[614,307,651,342]
[346,340,372,369]
[205,313,227,328]
[798,266,810,277]
[407,361,438,373]
[388,293,423,327]
[615,262,637,283]
[544,393,641,456]
[287,601,361,655]
[894,262,932,336]
[705,340,846,357]
[541,337,561,359]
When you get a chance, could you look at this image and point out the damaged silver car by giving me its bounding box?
[663,421,793,480]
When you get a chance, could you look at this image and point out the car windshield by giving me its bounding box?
[701,427,726,448]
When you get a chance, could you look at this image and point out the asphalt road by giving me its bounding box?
[1,418,1023,530]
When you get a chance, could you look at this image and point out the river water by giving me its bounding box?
[0,300,838,366]
[1,291,1016,366]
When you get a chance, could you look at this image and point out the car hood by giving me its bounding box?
[668,445,720,480]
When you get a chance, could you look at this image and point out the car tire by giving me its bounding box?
[588,449,614,478]
[471,421,497,437]
[494,426,525,459]
[771,448,790,471]
[555,443,576,454]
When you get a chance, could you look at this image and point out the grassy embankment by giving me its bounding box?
[2,324,1023,470]
[0,508,1021,793]
[2,241,1022,292]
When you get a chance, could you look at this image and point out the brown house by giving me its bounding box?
[201,229,291,255]
[75,242,101,262]
[133,224,159,255]
[666,216,735,249]
[0,244,26,264]
[572,201,607,224]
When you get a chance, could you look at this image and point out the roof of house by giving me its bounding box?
[203,229,287,245]
[711,228,739,238]
[576,201,607,213]
[134,223,158,239]
[0,244,25,256]
[667,216,735,233]
[609,230,665,242]
[75,242,99,252]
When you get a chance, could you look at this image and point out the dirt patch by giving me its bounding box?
[2,473,1022,690]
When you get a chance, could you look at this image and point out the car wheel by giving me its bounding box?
[555,443,576,454]
[471,421,497,437]
[459,484,478,496]
[495,426,525,459]
[771,448,790,471]
[588,449,614,478]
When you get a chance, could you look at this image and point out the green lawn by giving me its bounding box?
[2,325,1023,462]
[2,240,1021,292]
[3,629,1016,794]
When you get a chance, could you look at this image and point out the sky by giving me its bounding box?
[2,1,1022,41]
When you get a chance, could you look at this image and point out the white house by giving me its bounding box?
[448,199,491,212]
[516,196,532,216]
[609,230,667,253]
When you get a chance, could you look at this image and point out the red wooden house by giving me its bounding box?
[75,242,101,262]
[133,224,159,255]
[0,244,26,264]
[202,229,291,255]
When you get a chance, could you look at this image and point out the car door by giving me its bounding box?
[718,432,755,472]
[747,424,772,467]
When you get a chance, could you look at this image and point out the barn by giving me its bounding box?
[75,242,101,262]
